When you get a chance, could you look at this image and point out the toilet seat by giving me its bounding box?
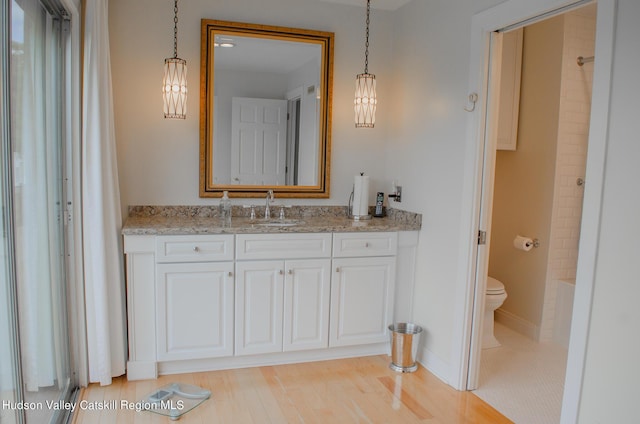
[486,276,505,294]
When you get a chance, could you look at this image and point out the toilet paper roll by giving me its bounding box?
[513,235,534,252]
[352,174,370,217]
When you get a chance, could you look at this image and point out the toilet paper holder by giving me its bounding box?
[527,238,540,249]
[513,235,541,251]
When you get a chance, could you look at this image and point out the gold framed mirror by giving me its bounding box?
[199,20,334,198]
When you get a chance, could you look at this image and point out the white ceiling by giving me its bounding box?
[314,0,413,11]
[215,35,321,74]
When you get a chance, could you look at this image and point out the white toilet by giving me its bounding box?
[482,276,508,349]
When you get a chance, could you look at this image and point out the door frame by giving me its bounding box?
[450,0,615,422]
[286,87,303,186]
[60,0,88,390]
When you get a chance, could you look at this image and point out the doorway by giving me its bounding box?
[286,96,301,186]
[474,10,597,421]
[452,0,615,422]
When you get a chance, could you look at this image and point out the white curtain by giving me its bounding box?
[82,0,127,385]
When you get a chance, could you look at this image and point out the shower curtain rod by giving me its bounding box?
[577,55,595,66]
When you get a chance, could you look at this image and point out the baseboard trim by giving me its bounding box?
[126,360,158,381]
[157,343,390,376]
[495,308,539,341]
[418,347,450,385]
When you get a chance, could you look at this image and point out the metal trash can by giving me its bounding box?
[388,323,423,373]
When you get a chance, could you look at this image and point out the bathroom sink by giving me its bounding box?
[256,219,305,227]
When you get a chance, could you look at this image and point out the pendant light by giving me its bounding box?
[162,0,187,119]
[354,0,376,128]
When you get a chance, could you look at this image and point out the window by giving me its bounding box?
[1,0,77,422]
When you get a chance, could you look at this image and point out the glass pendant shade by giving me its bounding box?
[163,0,186,119]
[354,72,376,128]
[163,57,187,119]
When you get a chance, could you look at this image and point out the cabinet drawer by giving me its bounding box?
[236,233,332,260]
[332,232,397,257]
[156,235,234,263]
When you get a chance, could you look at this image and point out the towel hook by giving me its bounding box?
[464,93,478,112]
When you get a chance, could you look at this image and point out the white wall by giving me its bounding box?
[388,0,502,376]
[109,0,394,213]
[577,1,640,421]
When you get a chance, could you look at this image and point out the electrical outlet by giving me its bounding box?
[389,186,402,203]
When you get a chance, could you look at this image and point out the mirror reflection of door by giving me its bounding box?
[231,97,287,185]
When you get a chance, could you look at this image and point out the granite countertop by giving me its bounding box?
[122,206,421,236]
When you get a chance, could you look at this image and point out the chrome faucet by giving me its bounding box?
[265,190,275,219]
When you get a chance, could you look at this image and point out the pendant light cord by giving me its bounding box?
[173,0,179,59]
[364,0,370,74]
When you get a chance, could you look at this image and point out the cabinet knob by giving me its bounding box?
[335,267,340,272]
[228,272,233,277]
[365,242,370,248]
[193,246,200,252]
[288,269,293,275]
[279,269,284,275]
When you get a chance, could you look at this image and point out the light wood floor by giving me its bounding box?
[73,355,512,423]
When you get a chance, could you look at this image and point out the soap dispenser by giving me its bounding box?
[219,191,232,226]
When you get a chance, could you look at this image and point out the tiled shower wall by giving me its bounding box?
[540,5,596,342]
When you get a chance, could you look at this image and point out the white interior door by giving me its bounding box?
[466,31,504,390]
[231,97,287,185]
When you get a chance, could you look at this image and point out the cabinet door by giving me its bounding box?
[283,259,331,352]
[496,28,523,151]
[156,262,234,361]
[235,260,284,355]
[330,257,396,347]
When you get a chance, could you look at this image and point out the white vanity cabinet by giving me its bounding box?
[123,228,417,381]
[330,232,397,347]
[155,235,235,362]
[235,234,332,356]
